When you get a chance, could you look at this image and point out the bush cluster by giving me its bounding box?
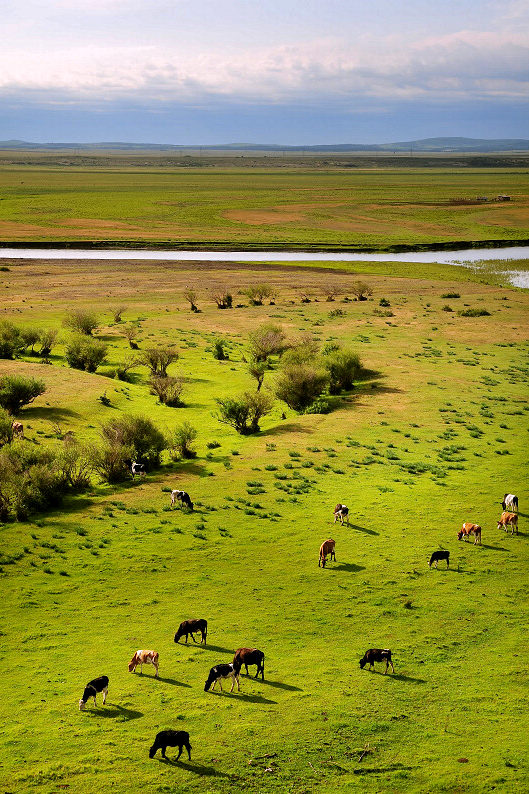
[216,391,274,434]
[65,335,108,372]
[0,375,46,414]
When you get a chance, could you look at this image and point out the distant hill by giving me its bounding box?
[0,137,528,153]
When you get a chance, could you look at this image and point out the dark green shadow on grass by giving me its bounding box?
[330,562,365,573]
[143,675,191,688]
[181,643,233,655]
[157,758,233,777]
[83,703,143,720]
[368,670,426,684]
[209,691,277,704]
[258,678,302,692]
[349,523,379,536]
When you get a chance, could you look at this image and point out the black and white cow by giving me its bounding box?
[359,649,395,674]
[502,493,518,513]
[429,550,450,569]
[79,675,109,710]
[149,730,192,761]
[204,663,240,693]
[333,504,349,525]
[171,490,194,510]
[131,462,146,479]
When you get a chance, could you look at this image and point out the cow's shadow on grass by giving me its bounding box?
[258,678,302,692]
[143,675,191,688]
[480,543,509,551]
[349,523,379,536]
[330,562,365,573]
[209,691,277,705]
[157,758,232,777]
[83,703,143,721]
[368,671,426,684]
[184,643,233,655]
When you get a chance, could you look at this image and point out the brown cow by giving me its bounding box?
[128,649,159,677]
[11,421,24,438]
[319,539,336,568]
[233,648,265,680]
[497,511,518,535]
[457,523,482,545]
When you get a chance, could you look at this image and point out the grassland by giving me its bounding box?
[1,257,528,793]
[0,162,528,249]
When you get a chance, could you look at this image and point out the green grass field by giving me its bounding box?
[0,164,528,249]
[1,257,528,793]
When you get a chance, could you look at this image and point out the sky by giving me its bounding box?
[0,0,527,145]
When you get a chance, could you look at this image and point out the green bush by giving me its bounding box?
[458,308,491,317]
[0,407,14,446]
[150,376,184,406]
[304,393,332,414]
[0,321,25,359]
[0,375,46,414]
[244,284,275,306]
[101,415,167,467]
[216,391,274,434]
[321,348,361,393]
[89,440,133,484]
[137,345,178,377]
[248,322,287,362]
[275,363,329,411]
[63,310,99,335]
[171,421,198,459]
[213,339,228,360]
[37,328,58,357]
[441,292,460,299]
[0,442,74,520]
[65,335,108,372]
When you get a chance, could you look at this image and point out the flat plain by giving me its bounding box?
[1,252,528,793]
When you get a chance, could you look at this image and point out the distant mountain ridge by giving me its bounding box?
[0,137,528,153]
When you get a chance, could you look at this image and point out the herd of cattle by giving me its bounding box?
[78,489,519,761]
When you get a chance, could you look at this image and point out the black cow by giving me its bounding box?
[359,649,395,674]
[174,618,207,645]
[149,730,191,761]
[233,648,265,680]
[79,675,109,711]
[429,550,450,569]
[204,663,240,693]
[131,462,146,479]
[171,490,194,510]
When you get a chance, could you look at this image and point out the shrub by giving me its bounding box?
[0,442,71,520]
[328,308,345,318]
[304,394,332,414]
[248,360,267,391]
[351,281,373,300]
[0,407,14,446]
[321,348,361,393]
[206,440,221,449]
[211,288,232,309]
[441,292,460,299]
[63,310,99,335]
[20,327,40,354]
[65,335,108,372]
[458,308,491,317]
[248,322,287,362]
[122,324,139,348]
[111,305,127,323]
[150,376,184,406]
[89,440,133,484]
[0,375,46,414]
[37,328,58,357]
[101,415,167,467]
[324,284,341,301]
[282,334,319,366]
[137,345,178,377]
[171,421,198,459]
[216,391,274,434]
[0,321,25,359]
[244,284,275,306]
[114,354,138,381]
[442,304,453,312]
[275,363,329,411]
[183,287,199,312]
[379,298,391,307]
[55,438,91,489]
[213,339,228,360]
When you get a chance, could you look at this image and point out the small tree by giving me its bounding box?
[275,364,329,411]
[248,360,267,391]
[216,391,273,434]
[111,305,127,323]
[38,328,58,357]
[213,339,228,360]
[137,345,178,378]
[281,334,319,366]
[55,438,91,489]
[244,283,275,306]
[0,375,46,414]
[248,322,287,362]
[171,421,198,459]
[123,324,139,349]
[0,321,25,359]
[114,354,138,381]
[20,327,40,354]
[183,288,199,312]
[101,415,167,467]
[63,310,99,335]
[324,284,341,302]
[0,407,14,446]
[321,348,361,394]
[211,288,232,309]
[65,335,108,372]
[351,281,373,301]
[150,376,184,407]
[90,441,132,484]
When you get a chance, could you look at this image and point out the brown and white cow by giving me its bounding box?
[457,523,482,545]
[319,539,336,568]
[333,504,349,525]
[128,649,159,677]
[497,511,518,535]
[11,421,24,438]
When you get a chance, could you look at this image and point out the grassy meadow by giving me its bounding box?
[0,164,528,249]
[1,256,528,793]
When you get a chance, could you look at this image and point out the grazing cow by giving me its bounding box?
[333,503,349,525]
[497,511,518,535]
[11,421,24,438]
[502,494,518,513]
[359,649,395,674]
[429,550,450,569]
[79,675,109,711]
[149,730,192,761]
[174,618,207,645]
[204,663,240,693]
[233,648,265,680]
[319,538,336,568]
[457,523,482,545]
[170,490,194,511]
[131,462,146,479]
[128,649,159,677]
